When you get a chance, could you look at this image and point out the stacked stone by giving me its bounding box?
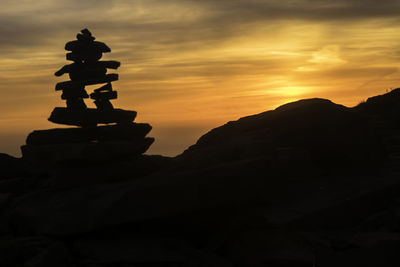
[49,29,136,127]
[21,29,154,162]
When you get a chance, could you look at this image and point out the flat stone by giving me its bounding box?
[63,60,121,70]
[65,40,111,53]
[94,83,112,92]
[55,74,118,91]
[69,68,107,82]
[66,51,102,62]
[61,87,89,99]
[64,40,110,63]
[48,107,136,127]
[21,138,154,162]
[55,62,107,82]
[55,62,119,76]
[26,123,152,145]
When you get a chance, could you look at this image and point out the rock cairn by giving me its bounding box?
[21,29,154,162]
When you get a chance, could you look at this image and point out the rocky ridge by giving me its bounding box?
[1,89,400,266]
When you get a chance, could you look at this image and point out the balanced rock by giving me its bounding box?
[21,29,154,162]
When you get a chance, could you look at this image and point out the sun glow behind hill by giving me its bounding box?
[1,0,400,156]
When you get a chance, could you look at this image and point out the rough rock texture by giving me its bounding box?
[3,89,400,266]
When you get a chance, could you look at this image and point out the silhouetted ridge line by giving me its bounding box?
[176,97,370,170]
[274,98,344,112]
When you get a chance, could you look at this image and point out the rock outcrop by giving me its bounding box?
[5,86,400,265]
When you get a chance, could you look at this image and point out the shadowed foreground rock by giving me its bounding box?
[2,89,400,266]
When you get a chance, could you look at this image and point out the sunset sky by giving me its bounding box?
[1,0,400,157]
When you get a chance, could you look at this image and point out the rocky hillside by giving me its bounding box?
[1,90,400,266]
[177,98,371,170]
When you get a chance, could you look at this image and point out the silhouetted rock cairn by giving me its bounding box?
[21,29,154,162]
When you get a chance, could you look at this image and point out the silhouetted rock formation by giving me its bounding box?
[21,29,154,162]
[173,98,371,173]
[52,28,122,123]
[6,88,400,265]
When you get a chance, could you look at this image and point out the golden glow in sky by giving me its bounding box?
[1,0,400,156]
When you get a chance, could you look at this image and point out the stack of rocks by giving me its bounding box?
[21,29,154,162]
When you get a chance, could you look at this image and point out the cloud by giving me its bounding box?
[1,0,400,55]
[308,45,346,64]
